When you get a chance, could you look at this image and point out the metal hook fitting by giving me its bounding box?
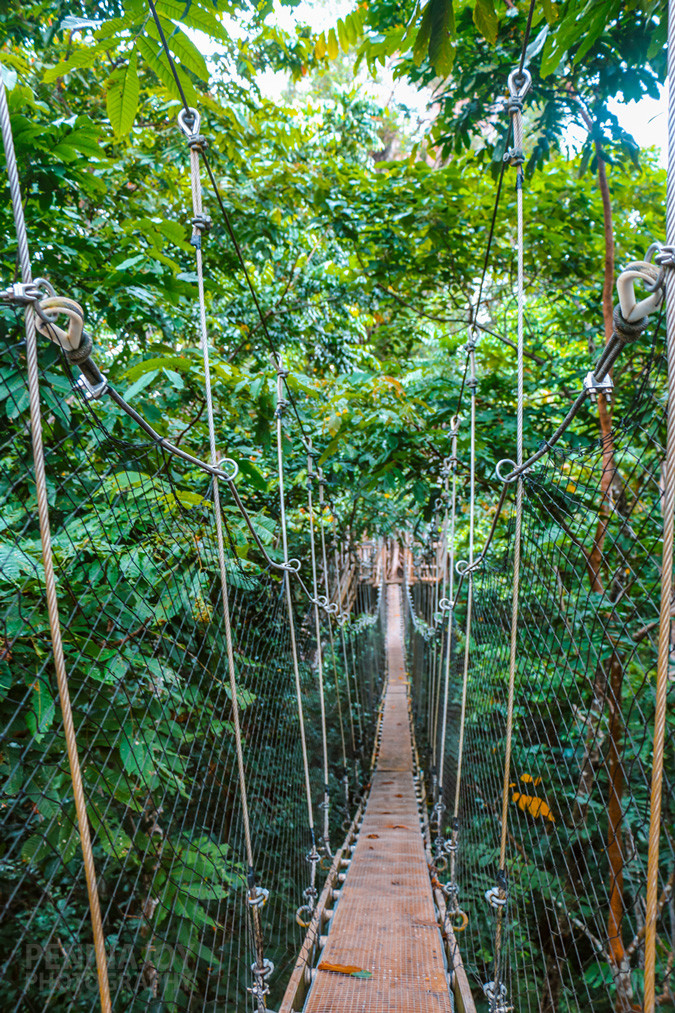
[616,260,664,322]
[177,106,200,137]
[495,458,518,484]
[507,67,532,99]
[35,295,85,351]
[219,457,239,482]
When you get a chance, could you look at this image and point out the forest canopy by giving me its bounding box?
[0,1,672,1012]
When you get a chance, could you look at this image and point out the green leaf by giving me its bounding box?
[337,19,349,53]
[327,28,339,60]
[122,370,160,401]
[155,17,209,82]
[120,726,155,777]
[155,0,230,43]
[414,0,455,75]
[136,35,196,104]
[473,0,498,45]
[25,677,55,741]
[43,48,99,83]
[106,50,140,136]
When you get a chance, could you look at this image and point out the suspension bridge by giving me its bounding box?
[0,2,674,1012]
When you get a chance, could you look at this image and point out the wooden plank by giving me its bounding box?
[297,585,454,1013]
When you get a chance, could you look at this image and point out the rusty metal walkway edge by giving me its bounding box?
[279,584,476,1013]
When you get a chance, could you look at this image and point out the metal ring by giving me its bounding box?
[296,905,313,928]
[316,595,328,607]
[286,558,301,573]
[319,855,332,872]
[177,106,200,136]
[643,262,666,293]
[495,458,518,484]
[455,559,469,576]
[439,597,452,612]
[435,855,448,872]
[247,886,269,908]
[326,602,339,615]
[33,277,56,298]
[220,457,239,482]
[507,67,532,99]
[450,909,469,932]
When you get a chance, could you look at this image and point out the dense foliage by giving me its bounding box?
[0,0,672,1009]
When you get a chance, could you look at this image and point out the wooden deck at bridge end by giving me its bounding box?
[280,583,475,1013]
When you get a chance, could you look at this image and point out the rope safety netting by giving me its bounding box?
[407,258,674,1013]
[0,323,386,1010]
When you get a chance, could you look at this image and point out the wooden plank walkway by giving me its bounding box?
[301,584,454,1013]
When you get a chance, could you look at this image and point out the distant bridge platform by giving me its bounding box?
[280,584,475,1013]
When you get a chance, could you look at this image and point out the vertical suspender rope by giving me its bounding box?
[431,493,450,800]
[489,67,531,1012]
[644,1,675,1006]
[0,80,112,1013]
[332,531,358,757]
[176,107,272,1008]
[272,356,320,927]
[333,518,364,752]
[435,424,461,888]
[304,443,332,857]
[448,347,476,926]
[317,473,350,814]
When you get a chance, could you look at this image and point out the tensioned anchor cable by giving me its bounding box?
[304,444,332,858]
[0,78,112,1013]
[643,0,675,1003]
[273,355,320,928]
[177,104,273,1011]
[448,341,477,933]
[146,0,310,444]
[489,65,532,1012]
[317,472,350,813]
[435,425,464,937]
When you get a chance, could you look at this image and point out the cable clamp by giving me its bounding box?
[247,886,270,909]
[75,372,108,401]
[190,213,212,249]
[464,340,477,354]
[306,847,320,866]
[251,958,274,980]
[583,370,613,405]
[485,885,508,909]
[505,95,523,115]
[503,146,525,167]
[302,884,318,906]
[654,244,675,267]
[466,377,478,391]
[0,281,44,304]
[274,397,289,417]
[482,981,513,1012]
